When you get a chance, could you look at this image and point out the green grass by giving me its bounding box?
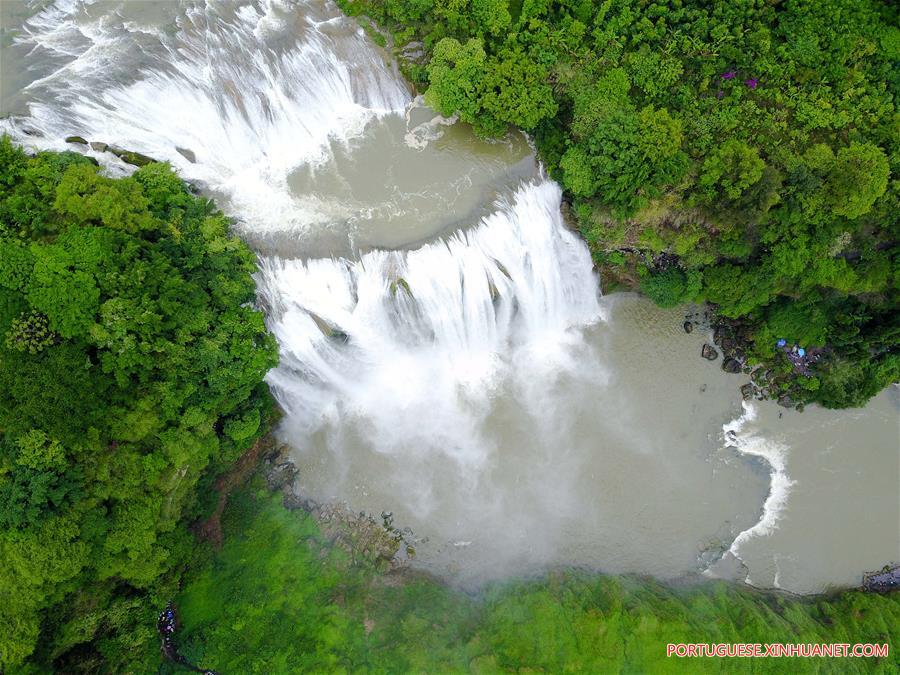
[156,482,899,674]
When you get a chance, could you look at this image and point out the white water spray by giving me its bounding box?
[259,180,603,475]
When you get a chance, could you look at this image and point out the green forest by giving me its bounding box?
[341,0,899,408]
[0,139,277,670]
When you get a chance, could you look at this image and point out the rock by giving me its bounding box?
[683,320,693,334]
[65,135,88,145]
[389,277,412,298]
[863,564,900,593]
[740,383,755,400]
[307,311,348,341]
[266,461,298,491]
[399,41,425,63]
[701,344,718,360]
[109,147,156,166]
[175,146,196,163]
[89,141,108,152]
[722,358,742,373]
[777,395,794,408]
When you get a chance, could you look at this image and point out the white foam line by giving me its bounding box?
[723,401,795,586]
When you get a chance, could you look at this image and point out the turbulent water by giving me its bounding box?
[3,0,897,592]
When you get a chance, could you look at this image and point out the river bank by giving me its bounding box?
[156,467,899,673]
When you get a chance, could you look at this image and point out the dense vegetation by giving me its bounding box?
[0,138,277,672]
[161,483,898,673]
[340,0,899,408]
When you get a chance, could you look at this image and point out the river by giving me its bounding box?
[2,0,897,594]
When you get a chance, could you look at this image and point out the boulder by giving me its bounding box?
[109,147,156,166]
[722,358,742,373]
[389,277,412,298]
[176,146,197,163]
[64,135,88,145]
[701,344,718,360]
[740,383,755,400]
[308,311,349,342]
[683,320,693,334]
[399,41,425,63]
[89,141,108,152]
[777,395,794,409]
[265,461,298,491]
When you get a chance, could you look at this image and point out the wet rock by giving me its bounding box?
[399,41,425,63]
[389,277,412,298]
[863,564,900,593]
[89,141,108,152]
[722,358,742,374]
[683,320,693,334]
[308,311,349,342]
[740,383,755,400]
[176,146,196,163]
[701,344,718,360]
[266,461,298,491]
[777,395,794,408]
[65,135,88,145]
[109,147,156,166]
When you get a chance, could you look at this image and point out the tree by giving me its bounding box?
[825,142,890,219]
[698,140,765,202]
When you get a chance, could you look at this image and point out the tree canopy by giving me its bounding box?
[0,138,277,671]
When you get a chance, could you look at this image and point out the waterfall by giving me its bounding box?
[2,0,410,232]
[258,180,603,470]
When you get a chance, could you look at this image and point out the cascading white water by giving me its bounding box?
[259,180,603,472]
[2,0,410,232]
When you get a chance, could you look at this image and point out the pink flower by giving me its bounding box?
[745,78,758,89]
[721,71,736,80]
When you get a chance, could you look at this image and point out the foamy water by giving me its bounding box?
[722,403,795,585]
[2,0,409,232]
[259,179,603,469]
